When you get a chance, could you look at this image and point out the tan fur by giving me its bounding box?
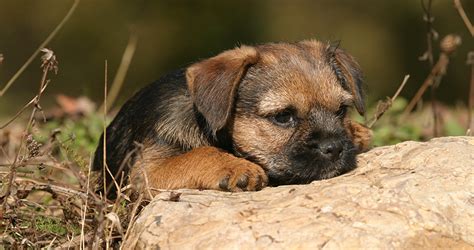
[255,42,353,116]
[232,115,291,170]
[345,120,372,152]
[231,42,361,171]
[131,146,267,197]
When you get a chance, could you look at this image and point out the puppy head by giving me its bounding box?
[186,40,369,186]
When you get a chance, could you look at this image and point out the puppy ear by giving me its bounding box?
[327,44,365,116]
[186,46,258,134]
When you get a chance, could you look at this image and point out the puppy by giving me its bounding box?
[92,40,372,198]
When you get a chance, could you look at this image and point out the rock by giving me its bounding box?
[123,137,474,249]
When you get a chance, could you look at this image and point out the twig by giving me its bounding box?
[403,34,462,115]
[1,50,58,216]
[103,60,108,195]
[4,177,88,199]
[103,169,126,248]
[367,75,410,128]
[142,163,154,200]
[420,0,436,66]
[99,31,138,112]
[91,200,106,250]
[105,146,139,197]
[391,75,411,103]
[46,237,57,249]
[91,60,109,250]
[0,81,50,129]
[421,0,441,136]
[60,233,93,249]
[453,0,474,37]
[467,52,474,135]
[104,161,121,200]
[121,192,144,249]
[0,0,80,97]
[80,157,93,250]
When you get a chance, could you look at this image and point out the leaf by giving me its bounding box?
[105,212,124,236]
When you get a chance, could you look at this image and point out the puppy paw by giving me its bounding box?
[139,146,268,192]
[345,120,372,152]
[215,159,268,192]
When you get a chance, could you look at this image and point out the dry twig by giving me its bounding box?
[453,0,474,37]
[1,49,59,216]
[0,0,80,97]
[103,60,108,195]
[403,34,462,116]
[467,52,474,135]
[419,0,441,136]
[99,31,138,112]
[419,0,437,66]
[89,60,110,250]
[367,75,410,128]
[0,81,50,129]
[80,157,93,250]
[122,193,144,247]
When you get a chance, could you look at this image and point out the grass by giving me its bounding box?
[0,110,144,248]
[367,98,470,146]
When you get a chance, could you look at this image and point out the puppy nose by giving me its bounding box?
[319,141,343,160]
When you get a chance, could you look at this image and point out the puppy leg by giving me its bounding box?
[132,146,268,194]
[345,120,372,152]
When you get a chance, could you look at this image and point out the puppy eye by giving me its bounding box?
[336,105,348,118]
[271,110,296,127]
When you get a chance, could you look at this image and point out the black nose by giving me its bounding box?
[319,141,343,160]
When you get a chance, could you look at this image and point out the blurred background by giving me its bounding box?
[0,0,473,136]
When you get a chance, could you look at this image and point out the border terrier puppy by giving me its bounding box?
[93,40,372,198]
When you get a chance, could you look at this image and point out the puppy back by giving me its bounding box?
[92,69,208,198]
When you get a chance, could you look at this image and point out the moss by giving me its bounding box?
[34,216,68,236]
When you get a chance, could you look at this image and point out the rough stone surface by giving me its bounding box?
[123,137,474,249]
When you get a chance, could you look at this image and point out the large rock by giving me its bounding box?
[123,137,474,249]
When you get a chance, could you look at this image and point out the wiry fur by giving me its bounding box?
[93,40,372,199]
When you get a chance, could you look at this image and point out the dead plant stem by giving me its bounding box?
[103,60,108,195]
[404,53,450,115]
[421,0,440,136]
[99,31,138,112]
[453,0,474,37]
[367,75,410,128]
[1,62,53,215]
[0,81,50,129]
[467,52,474,134]
[0,0,80,97]
[80,158,93,250]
